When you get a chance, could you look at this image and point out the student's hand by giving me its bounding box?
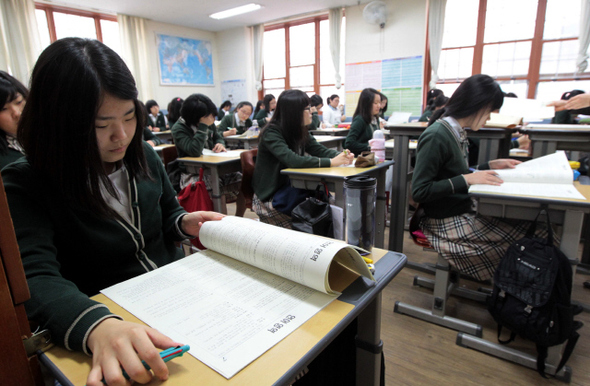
[181,211,225,237]
[340,115,347,122]
[224,128,237,137]
[489,158,521,169]
[310,106,317,113]
[321,122,326,129]
[331,151,354,166]
[564,93,590,110]
[147,140,156,147]
[86,318,180,386]
[380,120,386,129]
[516,135,530,150]
[153,127,161,133]
[148,125,154,131]
[463,170,503,186]
[212,143,226,152]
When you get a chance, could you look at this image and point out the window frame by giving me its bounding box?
[423,0,590,103]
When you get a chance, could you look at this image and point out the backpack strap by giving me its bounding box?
[536,331,580,378]
[525,207,554,245]
[496,324,516,345]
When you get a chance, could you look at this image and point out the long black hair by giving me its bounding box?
[426,88,444,108]
[181,94,217,126]
[429,74,504,127]
[0,71,28,155]
[264,89,310,150]
[353,88,380,124]
[167,97,184,125]
[262,94,275,112]
[254,100,263,116]
[18,38,149,218]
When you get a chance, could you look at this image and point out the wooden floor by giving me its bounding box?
[234,205,590,385]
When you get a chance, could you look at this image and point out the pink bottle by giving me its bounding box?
[369,130,385,163]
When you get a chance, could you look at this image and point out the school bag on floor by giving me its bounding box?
[487,210,582,378]
[177,167,213,250]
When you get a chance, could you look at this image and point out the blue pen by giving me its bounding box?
[100,345,190,384]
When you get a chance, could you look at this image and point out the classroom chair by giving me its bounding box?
[160,145,178,170]
[240,149,258,211]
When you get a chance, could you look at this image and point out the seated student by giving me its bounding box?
[1,38,223,386]
[253,99,264,117]
[308,94,324,129]
[167,96,183,128]
[323,94,347,126]
[549,91,590,114]
[217,100,232,121]
[504,92,518,98]
[218,101,254,137]
[412,74,539,282]
[252,89,354,228]
[171,94,246,217]
[378,93,388,119]
[0,71,27,169]
[146,99,168,132]
[418,88,445,122]
[138,101,161,147]
[253,94,276,126]
[343,88,381,156]
[551,90,586,124]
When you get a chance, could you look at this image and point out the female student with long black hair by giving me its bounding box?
[411,74,537,281]
[252,89,354,227]
[343,88,381,156]
[0,71,27,169]
[166,96,183,128]
[2,38,223,386]
[419,88,445,122]
[253,93,276,125]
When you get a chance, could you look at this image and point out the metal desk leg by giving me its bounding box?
[477,139,500,165]
[209,166,224,214]
[532,141,557,158]
[335,180,346,239]
[560,210,585,260]
[375,167,387,249]
[388,135,410,252]
[356,294,382,386]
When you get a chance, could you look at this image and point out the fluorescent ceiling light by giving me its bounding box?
[209,3,262,20]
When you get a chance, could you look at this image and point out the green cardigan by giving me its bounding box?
[171,118,225,172]
[1,143,188,353]
[418,109,432,123]
[344,115,378,156]
[253,125,338,202]
[143,127,162,145]
[149,111,167,131]
[0,146,24,170]
[253,108,271,127]
[412,119,489,219]
[308,111,321,130]
[217,113,253,135]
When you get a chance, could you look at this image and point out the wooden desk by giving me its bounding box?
[309,128,350,137]
[154,130,174,143]
[40,249,407,386]
[466,126,516,165]
[520,124,590,158]
[224,135,259,150]
[282,161,394,249]
[178,151,245,214]
[457,184,590,380]
[315,135,346,151]
[154,144,175,159]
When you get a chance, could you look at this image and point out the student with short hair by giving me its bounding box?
[217,101,254,137]
[0,71,27,169]
[551,89,586,124]
[171,93,246,217]
[309,94,324,129]
[217,99,232,120]
[253,94,276,126]
[323,94,346,126]
[2,38,223,386]
[145,99,168,131]
[166,96,184,128]
[412,74,538,281]
[252,89,354,228]
[343,88,381,156]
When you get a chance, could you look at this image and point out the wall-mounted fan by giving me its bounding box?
[363,1,388,29]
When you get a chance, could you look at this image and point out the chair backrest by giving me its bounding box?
[240,149,258,210]
[160,145,178,169]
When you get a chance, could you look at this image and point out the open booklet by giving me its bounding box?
[484,113,523,128]
[101,217,374,379]
[468,151,585,200]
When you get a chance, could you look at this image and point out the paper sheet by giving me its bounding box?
[201,149,241,157]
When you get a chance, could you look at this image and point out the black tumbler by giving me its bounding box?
[344,176,377,251]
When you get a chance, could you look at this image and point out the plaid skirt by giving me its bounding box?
[252,194,292,229]
[180,171,242,202]
[420,213,546,282]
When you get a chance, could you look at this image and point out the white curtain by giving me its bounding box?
[118,14,153,102]
[251,24,264,91]
[577,0,590,73]
[427,0,447,89]
[0,0,42,84]
[329,8,343,89]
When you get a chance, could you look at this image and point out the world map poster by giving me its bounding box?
[157,34,214,86]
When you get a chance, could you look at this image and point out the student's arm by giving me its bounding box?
[309,111,321,130]
[211,124,226,147]
[344,116,371,156]
[262,127,332,168]
[143,127,161,146]
[171,122,207,157]
[305,134,339,159]
[217,115,238,137]
[156,113,167,131]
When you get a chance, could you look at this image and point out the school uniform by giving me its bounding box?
[217,108,230,121]
[253,108,272,127]
[143,127,162,145]
[0,136,25,169]
[418,109,432,122]
[252,124,338,227]
[412,117,536,281]
[308,111,321,130]
[149,111,167,131]
[323,105,342,126]
[1,143,189,353]
[217,112,253,135]
[344,115,378,156]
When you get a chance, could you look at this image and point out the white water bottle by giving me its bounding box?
[369,130,385,163]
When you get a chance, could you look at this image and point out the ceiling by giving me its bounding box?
[39,0,372,31]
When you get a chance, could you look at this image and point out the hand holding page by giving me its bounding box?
[468,152,585,200]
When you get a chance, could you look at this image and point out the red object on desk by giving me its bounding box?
[337,123,351,128]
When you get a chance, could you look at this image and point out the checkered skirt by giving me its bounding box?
[252,194,292,229]
[420,213,546,282]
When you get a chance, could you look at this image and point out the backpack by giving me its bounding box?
[487,210,582,378]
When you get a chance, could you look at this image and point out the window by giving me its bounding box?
[35,3,120,55]
[433,0,589,100]
[261,14,346,104]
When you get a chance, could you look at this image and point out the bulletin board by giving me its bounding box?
[221,79,248,106]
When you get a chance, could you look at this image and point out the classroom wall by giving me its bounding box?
[344,0,426,64]
[144,19,221,107]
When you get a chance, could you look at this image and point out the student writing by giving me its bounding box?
[0,71,27,169]
[1,38,223,386]
[343,88,381,156]
[217,101,254,137]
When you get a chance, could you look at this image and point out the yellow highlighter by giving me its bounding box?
[362,256,373,264]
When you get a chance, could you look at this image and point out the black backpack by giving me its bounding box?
[487,210,582,378]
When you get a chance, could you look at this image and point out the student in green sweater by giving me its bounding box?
[217,101,253,137]
[2,38,223,386]
[145,99,168,132]
[551,89,586,124]
[344,88,381,156]
[171,93,246,217]
[412,74,537,282]
[418,88,445,122]
[217,100,232,120]
[308,94,324,130]
[252,89,354,228]
[166,96,183,128]
[0,71,27,169]
[253,93,276,126]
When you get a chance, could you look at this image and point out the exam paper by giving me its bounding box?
[201,149,241,157]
